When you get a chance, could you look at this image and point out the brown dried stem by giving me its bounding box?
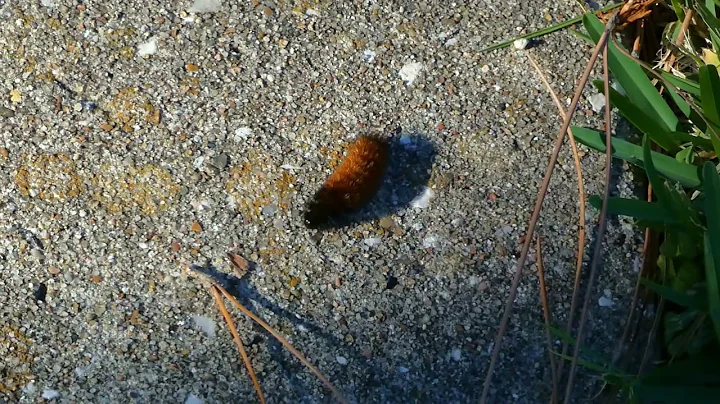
[562,37,614,404]
[213,282,349,404]
[210,286,266,404]
[536,237,558,404]
[479,14,617,402]
[523,51,588,386]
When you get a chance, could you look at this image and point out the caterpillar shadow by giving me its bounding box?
[313,132,437,230]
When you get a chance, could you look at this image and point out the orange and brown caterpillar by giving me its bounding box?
[303,134,389,229]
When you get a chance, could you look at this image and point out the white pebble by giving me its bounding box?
[336,356,348,365]
[42,390,60,399]
[588,93,606,113]
[410,187,435,209]
[513,38,529,49]
[444,37,458,47]
[234,126,253,141]
[364,237,382,247]
[137,37,158,57]
[598,289,613,307]
[185,394,203,404]
[188,0,221,13]
[398,366,410,373]
[362,49,376,63]
[451,348,462,361]
[399,62,423,86]
[191,315,216,337]
[422,235,439,249]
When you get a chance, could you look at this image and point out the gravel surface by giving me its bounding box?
[0,0,644,403]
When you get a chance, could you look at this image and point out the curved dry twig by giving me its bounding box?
[523,51,588,386]
[536,237,559,404]
[562,36,614,404]
[479,15,618,403]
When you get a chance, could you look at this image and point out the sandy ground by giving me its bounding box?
[0,0,643,403]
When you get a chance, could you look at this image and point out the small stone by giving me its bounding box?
[30,248,45,261]
[48,266,61,275]
[385,275,399,290]
[488,192,498,202]
[90,275,102,283]
[94,303,106,316]
[9,88,22,103]
[42,390,60,399]
[289,277,300,288]
[513,38,529,50]
[0,106,15,118]
[147,109,161,124]
[212,153,228,169]
[278,39,289,49]
[171,241,181,252]
[191,221,203,233]
[100,123,114,131]
[481,65,490,73]
[186,64,201,72]
[364,237,381,247]
[34,283,47,301]
[451,348,462,361]
[336,356,348,365]
[263,6,273,16]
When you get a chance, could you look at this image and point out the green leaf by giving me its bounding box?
[672,260,703,292]
[696,1,720,50]
[643,135,705,232]
[673,132,713,151]
[641,278,709,311]
[587,195,688,230]
[583,14,680,134]
[666,314,715,356]
[572,127,702,188]
[676,146,695,164]
[670,0,687,20]
[661,231,701,259]
[702,161,720,342]
[661,71,701,97]
[592,81,680,152]
[699,65,720,156]
[634,385,720,403]
[641,353,720,386]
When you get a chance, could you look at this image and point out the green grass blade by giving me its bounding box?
[642,135,704,232]
[640,278,708,310]
[588,195,681,225]
[661,71,701,97]
[572,127,702,188]
[702,161,720,342]
[634,385,720,403]
[479,3,624,53]
[583,14,680,134]
[592,80,680,152]
[643,134,676,208]
[699,65,720,156]
[707,0,718,17]
[672,132,713,151]
[696,0,720,50]
[641,353,720,386]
